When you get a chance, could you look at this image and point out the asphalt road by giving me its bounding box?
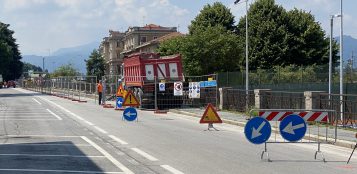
[0,88,356,174]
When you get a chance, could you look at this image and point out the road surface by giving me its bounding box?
[0,88,355,174]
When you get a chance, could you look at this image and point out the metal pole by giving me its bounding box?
[245,0,249,110]
[339,0,344,125]
[329,17,333,102]
[42,57,45,72]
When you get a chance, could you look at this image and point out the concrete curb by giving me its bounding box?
[169,109,357,149]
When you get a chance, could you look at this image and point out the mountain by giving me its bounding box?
[21,41,100,73]
[335,35,357,66]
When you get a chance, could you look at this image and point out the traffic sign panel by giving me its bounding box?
[279,114,307,142]
[244,117,271,144]
[123,107,137,121]
[199,103,222,124]
[116,97,123,108]
[116,84,124,97]
[122,91,140,107]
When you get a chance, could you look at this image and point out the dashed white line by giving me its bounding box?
[0,169,124,174]
[94,126,108,134]
[109,135,128,145]
[84,120,95,126]
[81,136,134,174]
[161,165,184,174]
[32,98,41,105]
[0,154,105,158]
[46,109,63,120]
[131,148,158,161]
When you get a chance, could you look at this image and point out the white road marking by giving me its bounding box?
[32,98,42,105]
[160,165,184,174]
[109,135,128,145]
[0,169,124,173]
[81,136,134,174]
[84,120,95,126]
[46,109,63,120]
[0,154,105,158]
[4,135,80,138]
[131,148,158,161]
[94,126,108,134]
[2,143,92,146]
[0,119,59,120]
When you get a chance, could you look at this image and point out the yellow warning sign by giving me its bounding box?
[199,103,222,124]
[116,84,124,97]
[122,90,140,107]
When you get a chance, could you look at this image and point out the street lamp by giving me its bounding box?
[234,0,249,110]
[329,14,341,102]
[339,0,344,125]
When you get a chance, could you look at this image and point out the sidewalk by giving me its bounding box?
[169,108,357,148]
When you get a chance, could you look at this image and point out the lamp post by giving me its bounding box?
[234,0,249,110]
[339,0,344,125]
[329,14,341,103]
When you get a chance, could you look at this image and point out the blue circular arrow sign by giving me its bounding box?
[279,114,307,142]
[116,97,123,108]
[123,107,137,121]
[244,117,271,144]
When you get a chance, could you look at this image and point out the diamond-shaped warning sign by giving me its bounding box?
[122,90,140,107]
[199,103,222,124]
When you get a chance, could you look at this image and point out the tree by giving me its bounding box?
[85,49,105,79]
[158,26,243,75]
[189,2,236,34]
[22,62,43,78]
[0,22,23,81]
[236,0,339,69]
[51,64,79,77]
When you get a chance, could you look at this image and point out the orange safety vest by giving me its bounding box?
[97,83,103,93]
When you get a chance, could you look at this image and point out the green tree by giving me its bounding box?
[85,49,105,79]
[158,26,243,75]
[189,2,236,34]
[236,0,338,69]
[0,22,23,81]
[22,62,43,78]
[51,64,79,77]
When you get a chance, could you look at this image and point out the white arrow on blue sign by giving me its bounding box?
[279,114,307,142]
[244,117,271,144]
[123,107,137,121]
[116,97,123,108]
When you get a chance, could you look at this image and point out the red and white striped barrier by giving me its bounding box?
[259,111,328,122]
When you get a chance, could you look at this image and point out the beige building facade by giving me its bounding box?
[99,30,125,75]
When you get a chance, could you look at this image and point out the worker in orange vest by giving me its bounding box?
[97,80,103,105]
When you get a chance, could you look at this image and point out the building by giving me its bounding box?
[99,30,125,75]
[122,24,177,56]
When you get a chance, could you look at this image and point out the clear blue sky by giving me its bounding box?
[0,0,356,56]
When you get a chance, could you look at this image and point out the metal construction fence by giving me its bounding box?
[21,76,98,103]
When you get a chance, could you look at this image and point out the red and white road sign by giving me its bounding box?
[259,111,328,122]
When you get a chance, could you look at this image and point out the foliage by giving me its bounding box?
[51,64,80,77]
[85,49,105,79]
[236,0,339,70]
[158,26,243,75]
[189,2,236,34]
[22,62,43,78]
[0,22,23,80]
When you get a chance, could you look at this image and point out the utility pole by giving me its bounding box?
[42,57,45,72]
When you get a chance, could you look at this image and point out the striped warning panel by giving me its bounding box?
[258,111,328,122]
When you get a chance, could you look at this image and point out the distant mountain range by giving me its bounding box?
[21,41,100,73]
[335,35,357,66]
[21,35,357,74]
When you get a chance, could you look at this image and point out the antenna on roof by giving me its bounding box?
[142,16,146,27]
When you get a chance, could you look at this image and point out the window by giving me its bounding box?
[140,36,147,44]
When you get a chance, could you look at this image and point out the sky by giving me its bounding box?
[0,0,356,56]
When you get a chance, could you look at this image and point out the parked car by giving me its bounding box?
[7,81,16,88]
